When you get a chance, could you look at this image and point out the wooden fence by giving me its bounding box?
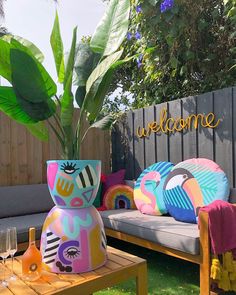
[112,86,236,187]
[0,110,111,186]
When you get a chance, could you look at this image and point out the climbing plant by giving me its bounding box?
[103,0,236,111]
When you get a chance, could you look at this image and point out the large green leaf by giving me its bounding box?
[61,72,73,127]
[85,68,115,121]
[2,35,44,62]
[64,26,77,89]
[84,54,133,121]
[10,47,57,103]
[90,0,130,56]
[0,86,37,124]
[50,12,65,83]
[86,49,123,93]
[25,122,49,142]
[74,42,100,87]
[88,114,114,130]
[75,86,86,107]
[16,93,56,121]
[0,39,12,82]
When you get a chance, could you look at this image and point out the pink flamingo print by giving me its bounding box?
[139,171,161,215]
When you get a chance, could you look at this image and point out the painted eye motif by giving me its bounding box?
[183,174,188,179]
[61,162,79,174]
[65,247,80,259]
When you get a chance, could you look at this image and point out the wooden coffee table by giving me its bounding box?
[0,246,147,295]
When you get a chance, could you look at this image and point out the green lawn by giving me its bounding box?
[96,238,236,295]
[96,238,200,295]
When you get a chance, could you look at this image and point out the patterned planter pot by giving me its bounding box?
[47,160,101,208]
[40,160,107,273]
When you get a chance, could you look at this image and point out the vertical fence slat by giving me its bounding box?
[233,87,236,188]
[133,108,145,178]
[168,99,183,165]
[124,111,135,180]
[182,96,197,160]
[214,88,233,186]
[0,114,11,186]
[144,106,156,167]
[197,92,214,160]
[155,103,169,162]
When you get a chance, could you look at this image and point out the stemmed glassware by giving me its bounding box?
[0,230,10,287]
[8,227,17,280]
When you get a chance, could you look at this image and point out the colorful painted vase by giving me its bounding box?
[47,160,101,208]
[41,160,107,273]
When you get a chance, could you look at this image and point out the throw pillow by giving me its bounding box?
[163,158,230,223]
[103,184,136,209]
[134,162,174,215]
[102,169,126,196]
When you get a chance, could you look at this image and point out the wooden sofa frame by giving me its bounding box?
[104,211,212,295]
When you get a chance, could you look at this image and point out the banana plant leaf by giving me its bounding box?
[81,114,114,143]
[86,49,123,93]
[75,86,86,108]
[90,0,130,56]
[61,73,73,127]
[74,42,100,87]
[25,121,49,142]
[64,26,77,89]
[0,39,12,82]
[10,46,57,103]
[50,12,65,83]
[16,93,56,121]
[2,35,44,62]
[0,86,37,124]
[83,54,135,121]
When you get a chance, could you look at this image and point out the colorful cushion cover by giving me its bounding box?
[163,158,230,223]
[134,162,174,215]
[102,169,126,197]
[103,184,136,210]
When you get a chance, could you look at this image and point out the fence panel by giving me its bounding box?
[0,110,111,186]
[112,86,236,187]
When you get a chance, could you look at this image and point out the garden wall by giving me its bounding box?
[0,110,111,186]
[112,86,236,187]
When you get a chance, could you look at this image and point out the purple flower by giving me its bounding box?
[136,54,143,68]
[135,31,142,40]
[127,32,133,40]
[160,0,174,13]
[136,5,142,13]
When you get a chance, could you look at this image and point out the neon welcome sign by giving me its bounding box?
[137,108,221,138]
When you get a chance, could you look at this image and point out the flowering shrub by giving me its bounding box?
[104,0,236,111]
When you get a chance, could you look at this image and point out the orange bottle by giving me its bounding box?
[22,227,42,281]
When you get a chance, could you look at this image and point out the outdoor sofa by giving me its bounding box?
[0,183,235,295]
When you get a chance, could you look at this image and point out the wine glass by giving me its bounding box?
[8,227,17,280]
[0,230,10,287]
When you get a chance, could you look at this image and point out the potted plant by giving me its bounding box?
[0,0,131,273]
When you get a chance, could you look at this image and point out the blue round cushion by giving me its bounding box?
[163,158,230,223]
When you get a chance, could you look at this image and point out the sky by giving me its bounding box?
[2,0,106,82]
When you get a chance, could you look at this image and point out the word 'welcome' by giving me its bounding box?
[137,108,220,138]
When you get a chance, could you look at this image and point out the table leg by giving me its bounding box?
[136,262,148,295]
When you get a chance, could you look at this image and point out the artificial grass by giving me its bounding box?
[96,238,236,295]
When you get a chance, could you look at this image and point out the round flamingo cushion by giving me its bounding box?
[103,185,136,209]
[134,162,174,215]
[163,158,230,223]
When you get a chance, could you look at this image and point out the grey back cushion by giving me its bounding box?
[0,184,54,218]
[229,188,236,204]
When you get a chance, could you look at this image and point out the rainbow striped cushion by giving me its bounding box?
[103,185,136,210]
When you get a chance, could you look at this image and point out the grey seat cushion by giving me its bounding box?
[0,184,54,218]
[0,212,48,243]
[100,209,200,255]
